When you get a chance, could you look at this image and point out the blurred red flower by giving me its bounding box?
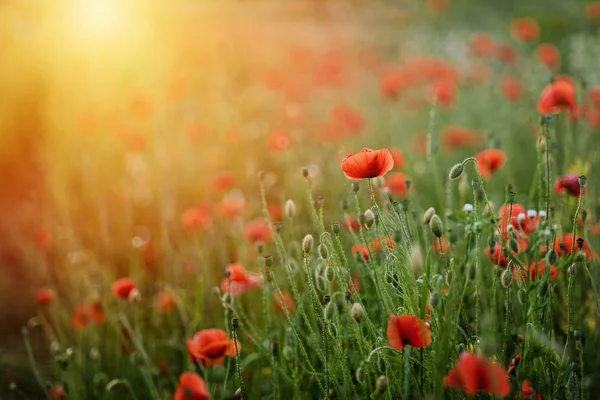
[536,43,561,70]
[220,263,262,296]
[554,174,584,197]
[427,0,448,13]
[441,126,484,151]
[429,79,457,110]
[112,278,137,300]
[469,62,491,85]
[341,148,394,180]
[513,261,558,282]
[174,372,211,400]
[33,227,51,252]
[384,172,412,198]
[444,351,510,397]
[267,130,293,151]
[469,33,495,57]
[36,288,56,306]
[500,75,523,101]
[244,220,273,244]
[386,314,432,350]
[71,302,105,331]
[219,197,247,220]
[496,43,517,64]
[343,216,361,232]
[389,147,406,170]
[352,243,371,261]
[182,203,212,232]
[510,18,540,42]
[330,103,365,137]
[213,173,235,192]
[586,2,600,20]
[156,291,176,315]
[48,385,66,400]
[187,329,239,367]
[521,380,542,400]
[555,233,597,259]
[370,237,396,253]
[274,290,295,317]
[537,76,579,117]
[475,149,507,179]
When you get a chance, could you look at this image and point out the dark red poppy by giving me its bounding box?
[476,149,507,179]
[537,76,579,117]
[500,75,523,101]
[384,172,412,198]
[274,290,295,317]
[554,174,584,197]
[187,329,239,367]
[469,33,495,57]
[389,148,406,170]
[243,220,273,244]
[586,2,600,20]
[343,216,361,232]
[220,263,262,296]
[555,233,597,259]
[386,314,432,350]
[510,18,540,42]
[341,148,394,180]
[112,278,137,300]
[182,203,212,232]
[36,288,56,305]
[156,291,176,314]
[536,43,561,70]
[521,380,542,400]
[352,243,371,261]
[444,351,510,397]
[174,372,211,400]
[267,130,293,151]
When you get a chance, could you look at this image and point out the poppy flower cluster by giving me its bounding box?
[512,261,559,282]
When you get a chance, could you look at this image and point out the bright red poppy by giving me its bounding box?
[343,216,361,232]
[71,302,105,331]
[156,291,176,314]
[370,237,396,253]
[187,329,239,367]
[269,204,284,222]
[213,173,235,192]
[510,18,540,42]
[554,174,584,197]
[244,220,273,244]
[112,278,137,300]
[267,130,293,151]
[537,76,579,117]
[469,33,495,57]
[521,380,542,400]
[174,372,211,400]
[348,274,362,294]
[386,314,432,350]
[36,288,56,305]
[498,203,527,232]
[500,75,523,101]
[182,203,212,232]
[341,148,394,180]
[555,233,597,259]
[536,43,561,70]
[352,243,371,261]
[389,147,406,170]
[433,236,450,254]
[444,351,510,397]
[274,290,295,317]
[220,263,262,296]
[384,172,412,198]
[476,149,507,179]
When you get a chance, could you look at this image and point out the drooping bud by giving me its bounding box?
[449,163,464,180]
[429,214,443,238]
[376,376,388,394]
[364,209,375,228]
[355,368,365,384]
[284,200,296,219]
[302,235,314,254]
[423,207,436,224]
[501,269,513,288]
[568,263,576,276]
[351,302,365,322]
[318,244,329,259]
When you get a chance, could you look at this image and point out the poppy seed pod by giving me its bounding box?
[302,235,314,254]
[284,200,296,219]
[423,207,436,224]
[352,181,360,193]
[351,302,365,322]
[429,214,444,238]
[318,244,329,259]
[231,318,239,330]
[376,376,388,394]
[501,268,513,288]
[364,209,375,228]
[579,175,587,187]
[449,163,464,180]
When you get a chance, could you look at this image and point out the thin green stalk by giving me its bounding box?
[22,328,51,400]
[231,322,246,400]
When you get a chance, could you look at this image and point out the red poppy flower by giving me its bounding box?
[513,261,558,282]
[384,172,412,198]
[555,233,597,259]
[386,314,432,350]
[352,243,371,261]
[444,351,510,397]
[476,149,507,179]
[427,0,447,13]
[244,220,273,244]
[496,43,517,65]
[554,174,584,197]
[469,33,495,57]
[433,237,450,254]
[182,203,212,232]
[89,301,106,324]
[370,237,396,253]
[267,130,293,151]
[441,126,484,151]
[498,203,527,233]
[486,236,528,267]
[343,216,361,232]
[389,147,406,170]
[174,372,211,400]
[187,329,239,366]
[33,227,51,252]
[218,197,247,219]
[510,18,540,42]
[521,380,542,400]
[220,263,262,296]
[112,278,137,300]
[586,2,600,20]
[428,79,457,110]
[341,148,394,180]
[156,291,176,314]
[269,204,283,222]
[536,43,561,70]
[274,290,295,317]
[213,173,235,192]
[71,302,105,331]
[36,288,56,305]
[348,274,362,294]
[508,353,520,376]
[469,62,491,85]
[500,75,523,101]
[537,76,579,117]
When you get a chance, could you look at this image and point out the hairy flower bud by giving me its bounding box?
[301,167,309,178]
[332,222,340,235]
[423,207,436,224]
[284,199,296,219]
[410,246,424,274]
[324,302,335,320]
[351,302,365,322]
[449,163,464,180]
[429,214,444,238]
[501,269,513,288]
[318,244,329,259]
[364,209,375,228]
[352,181,360,193]
[376,376,388,394]
[546,249,558,265]
[264,255,273,268]
[302,234,314,254]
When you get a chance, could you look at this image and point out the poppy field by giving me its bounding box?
[4,1,600,399]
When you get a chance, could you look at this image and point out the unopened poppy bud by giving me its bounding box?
[257,242,264,254]
[212,286,221,297]
[359,213,367,225]
[272,341,279,356]
[323,294,331,304]
[222,293,234,308]
[488,236,497,251]
[405,180,412,190]
[264,255,273,268]
[410,246,424,274]
[509,192,516,204]
[364,209,375,228]
[423,207,436,224]
[506,183,513,196]
[527,210,537,219]
[283,346,294,361]
[579,175,587,187]
[284,199,296,219]
[352,181,360,193]
[449,163,464,180]
[342,198,349,211]
[394,230,402,243]
[324,302,335,320]
[332,222,340,235]
[128,288,141,303]
[232,318,239,330]
[393,202,401,214]
[429,292,441,310]
[539,280,549,297]
[318,244,329,259]
[302,234,313,254]
[429,214,443,238]
[355,367,366,384]
[501,269,513,288]
[576,238,584,250]
[472,177,480,190]
[575,251,586,262]
[546,249,558,265]
[376,376,388,394]
[301,167,309,178]
[324,267,335,282]
[509,238,519,253]
[351,302,365,322]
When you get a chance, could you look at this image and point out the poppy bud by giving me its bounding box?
[264,255,273,268]
[319,244,329,259]
[324,302,335,320]
[501,269,513,288]
[235,388,242,399]
[302,234,313,254]
[576,238,584,250]
[324,267,335,283]
[423,207,436,224]
[579,175,587,188]
[232,318,239,330]
[509,192,516,204]
[49,341,61,356]
[283,346,294,361]
[429,215,443,238]
[352,182,360,193]
[488,236,497,251]
[355,367,366,384]
[546,249,558,265]
[429,292,441,310]
[449,163,464,180]
[351,302,365,322]
[410,246,424,274]
[212,287,221,297]
[509,238,519,253]
[472,177,480,191]
[376,376,388,394]
[222,293,234,308]
[538,280,548,297]
[323,294,331,304]
[301,168,309,178]
[284,199,296,219]
[332,222,340,235]
[364,209,375,228]
[257,243,264,255]
[271,341,279,356]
